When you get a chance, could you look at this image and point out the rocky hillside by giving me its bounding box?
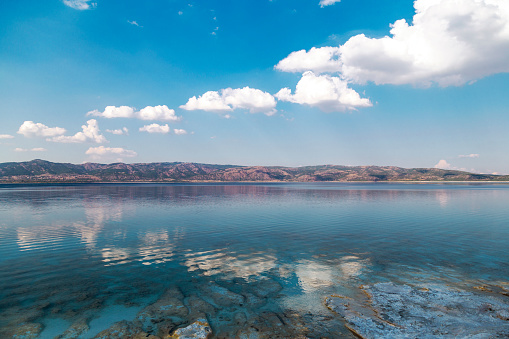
[0,159,507,183]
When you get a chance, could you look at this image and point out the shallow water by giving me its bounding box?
[0,183,508,338]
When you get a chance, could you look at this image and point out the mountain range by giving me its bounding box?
[0,159,507,183]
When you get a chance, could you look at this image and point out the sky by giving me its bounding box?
[1,0,508,174]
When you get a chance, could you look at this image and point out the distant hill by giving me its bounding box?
[0,159,507,183]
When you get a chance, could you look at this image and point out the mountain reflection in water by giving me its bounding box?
[0,183,508,338]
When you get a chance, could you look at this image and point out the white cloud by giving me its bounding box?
[85,146,137,159]
[459,153,479,158]
[180,91,232,112]
[0,134,14,139]
[106,127,129,135]
[434,159,479,173]
[180,87,277,116]
[14,147,47,152]
[88,105,180,121]
[174,129,187,135]
[275,71,372,112]
[278,0,509,87]
[319,0,341,7]
[63,0,96,10]
[127,20,142,27]
[434,159,454,170]
[18,121,66,138]
[87,106,135,119]
[275,47,342,74]
[139,123,170,134]
[136,105,180,121]
[49,119,107,143]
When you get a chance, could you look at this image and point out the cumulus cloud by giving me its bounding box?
[278,0,509,87]
[14,147,47,152]
[459,153,480,158]
[180,91,231,112]
[85,146,137,159]
[319,0,341,7]
[173,129,187,135]
[275,71,372,112]
[434,159,480,173]
[106,127,128,135]
[275,47,342,74]
[88,105,180,121]
[137,105,180,121]
[139,123,170,134]
[63,0,96,10]
[180,87,277,116]
[18,121,66,138]
[50,119,107,143]
[88,106,135,119]
[434,159,454,170]
[0,134,14,139]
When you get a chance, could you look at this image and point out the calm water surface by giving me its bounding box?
[0,183,508,338]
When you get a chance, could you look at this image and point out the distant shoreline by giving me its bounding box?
[2,180,509,185]
[1,159,508,184]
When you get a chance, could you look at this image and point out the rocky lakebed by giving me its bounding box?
[6,278,509,339]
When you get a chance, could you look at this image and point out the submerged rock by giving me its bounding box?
[167,318,212,339]
[56,318,90,339]
[250,278,283,298]
[235,310,308,338]
[137,287,188,329]
[241,292,266,308]
[185,295,216,320]
[135,287,188,336]
[11,323,43,339]
[199,282,244,307]
[325,282,509,338]
[93,320,159,339]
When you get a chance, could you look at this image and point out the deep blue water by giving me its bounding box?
[0,183,508,338]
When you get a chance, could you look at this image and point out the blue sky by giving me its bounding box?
[1,0,508,174]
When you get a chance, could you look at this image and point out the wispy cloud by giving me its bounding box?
[63,0,96,10]
[0,134,14,139]
[127,20,142,27]
[174,129,187,135]
[106,127,129,135]
[459,154,479,158]
[14,147,47,152]
[319,0,341,7]
[139,123,170,134]
[85,146,137,162]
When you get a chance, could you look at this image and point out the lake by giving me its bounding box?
[1,183,508,338]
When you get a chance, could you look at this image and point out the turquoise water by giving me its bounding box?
[0,183,508,338]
